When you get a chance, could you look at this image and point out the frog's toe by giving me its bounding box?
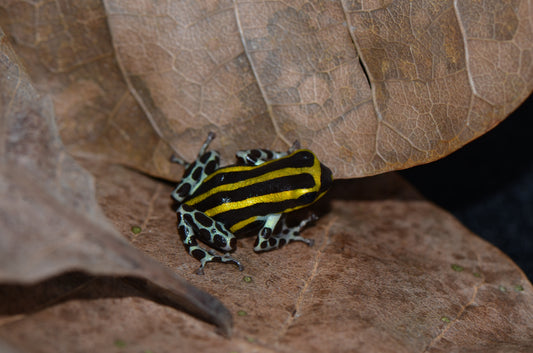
[220,253,244,271]
[194,249,243,274]
[196,266,206,275]
[233,260,244,271]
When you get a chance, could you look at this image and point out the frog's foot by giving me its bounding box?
[170,131,216,167]
[254,214,318,252]
[177,204,242,274]
[277,213,318,247]
[190,246,243,275]
[288,139,301,153]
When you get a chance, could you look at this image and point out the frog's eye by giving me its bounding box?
[294,150,314,162]
[319,163,333,194]
[298,191,318,204]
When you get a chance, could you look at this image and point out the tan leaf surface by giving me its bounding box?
[103,0,533,177]
[0,27,231,335]
[2,164,531,353]
[0,0,179,178]
[1,1,532,179]
[1,1,532,352]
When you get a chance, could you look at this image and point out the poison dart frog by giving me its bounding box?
[171,132,333,274]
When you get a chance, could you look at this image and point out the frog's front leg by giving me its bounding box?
[253,213,282,251]
[254,214,317,252]
[178,204,243,274]
[236,140,301,166]
[276,214,317,247]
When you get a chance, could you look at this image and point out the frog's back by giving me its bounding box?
[183,150,331,230]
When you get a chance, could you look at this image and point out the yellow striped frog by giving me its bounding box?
[171,132,333,274]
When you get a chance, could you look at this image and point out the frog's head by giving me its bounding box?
[318,162,333,199]
[290,149,333,203]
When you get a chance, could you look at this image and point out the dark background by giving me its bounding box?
[400,94,532,281]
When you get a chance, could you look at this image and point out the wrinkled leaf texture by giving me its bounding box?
[0,26,232,336]
[0,0,532,352]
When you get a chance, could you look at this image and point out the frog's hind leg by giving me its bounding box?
[171,133,220,203]
[177,204,243,274]
[170,132,216,167]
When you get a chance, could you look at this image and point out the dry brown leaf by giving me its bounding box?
[103,0,533,177]
[0,0,179,178]
[0,27,231,335]
[1,1,532,179]
[2,165,531,353]
[1,1,533,352]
